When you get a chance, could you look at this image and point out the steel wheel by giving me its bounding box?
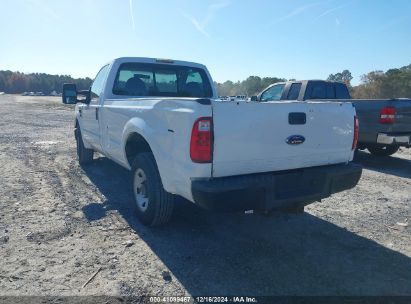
[130,153,174,226]
[133,168,149,212]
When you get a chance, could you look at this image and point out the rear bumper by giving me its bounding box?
[191,163,362,212]
[376,133,410,146]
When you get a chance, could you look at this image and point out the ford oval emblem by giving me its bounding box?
[286,135,305,145]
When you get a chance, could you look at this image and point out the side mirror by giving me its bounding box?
[250,96,258,102]
[62,83,91,104]
[77,89,91,104]
[62,83,77,104]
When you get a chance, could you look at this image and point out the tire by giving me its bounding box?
[131,152,174,226]
[367,145,399,157]
[75,128,93,165]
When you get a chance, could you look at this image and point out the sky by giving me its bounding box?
[1,0,411,85]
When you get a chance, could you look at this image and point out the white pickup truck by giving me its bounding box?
[62,57,362,226]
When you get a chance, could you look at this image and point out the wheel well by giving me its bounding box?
[125,133,152,167]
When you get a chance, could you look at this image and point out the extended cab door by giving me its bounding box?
[80,65,109,152]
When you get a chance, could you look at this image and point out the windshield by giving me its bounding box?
[112,63,213,98]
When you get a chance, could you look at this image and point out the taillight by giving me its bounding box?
[352,116,359,150]
[190,117,213,163]
[379,107,396,124]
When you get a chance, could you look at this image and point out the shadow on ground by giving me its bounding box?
[81,157,411,296]
[354,150,411,179]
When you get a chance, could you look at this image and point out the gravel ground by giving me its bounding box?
[0,95,410,297]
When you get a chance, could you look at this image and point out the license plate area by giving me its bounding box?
[274,170,326,200]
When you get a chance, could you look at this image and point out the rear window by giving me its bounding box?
[309,82,327,99]
[112,63,213,98]
[286,83,302,100]
[335,83,351,99]
[307,82,350,99]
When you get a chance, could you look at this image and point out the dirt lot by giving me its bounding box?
[0,94,410,297]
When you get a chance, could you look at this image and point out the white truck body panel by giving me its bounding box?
[74,57,357,204]
[98,98,212,201]
[211,101,355,177]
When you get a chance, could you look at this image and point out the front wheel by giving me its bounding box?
[131,153,174,226]
[367,145,399,157]
[75,128,93,165]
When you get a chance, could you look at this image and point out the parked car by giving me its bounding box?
[62,57,362,226]
[252,80,411,156]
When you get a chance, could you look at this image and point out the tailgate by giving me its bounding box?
[391,99,411,131]
[211,101,355,178]
[353,99,411,133]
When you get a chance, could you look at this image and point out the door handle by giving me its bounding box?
[288,112,306,125]
[96,108,99,120]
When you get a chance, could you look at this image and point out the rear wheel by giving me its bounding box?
[131,153,174,226]
[75,128,93,165]
[367,145,399,157]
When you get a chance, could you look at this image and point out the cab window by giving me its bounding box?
[335,83,351,99]
[309,82,327,99]
[260,84,285,102]
[286,83,302,100]
[112,63,212,98]
[90,64,110,103]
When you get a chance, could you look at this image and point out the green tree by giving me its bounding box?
[327,69,353,86]
[242,76,261,96]
[351,65,411,99]
[215,76,286,97]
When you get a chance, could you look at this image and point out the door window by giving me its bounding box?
[90,64,110,104]
[260,84,285,102]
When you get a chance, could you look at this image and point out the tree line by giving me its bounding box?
[215,76,287,97]
[1,63,410,98]
[214,63,411,98]
[0,70,92,94]
[351,64,411,98]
